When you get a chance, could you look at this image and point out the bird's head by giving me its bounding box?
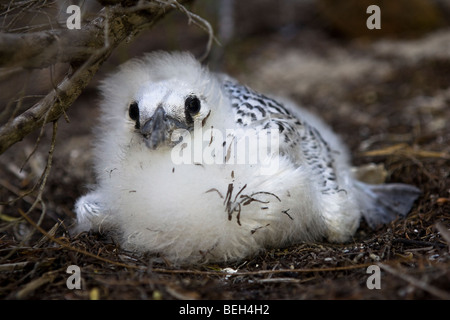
[127,79,211,149]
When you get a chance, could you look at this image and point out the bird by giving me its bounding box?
[74,51,421,265]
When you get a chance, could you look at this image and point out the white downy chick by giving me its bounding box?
[75,51,420,264]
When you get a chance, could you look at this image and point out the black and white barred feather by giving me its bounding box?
[223,81,340,194]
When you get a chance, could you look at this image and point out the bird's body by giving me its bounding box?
[75,52,420,264]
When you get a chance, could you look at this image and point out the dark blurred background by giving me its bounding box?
[1,0,449,235]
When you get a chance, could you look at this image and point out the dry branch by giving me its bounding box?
[0,30,95,69]
[360,143,450,160]
[0,0,196,155]
[379,263,450,300]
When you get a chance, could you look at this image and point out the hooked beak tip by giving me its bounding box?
[140,106,168,149]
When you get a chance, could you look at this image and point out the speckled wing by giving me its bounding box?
[223,80,340,194]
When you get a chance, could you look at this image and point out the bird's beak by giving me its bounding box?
[140,106,169,149]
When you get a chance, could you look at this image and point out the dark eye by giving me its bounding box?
[185,96,201,115]
[129,101,139,121]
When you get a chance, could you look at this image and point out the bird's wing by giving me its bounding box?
[223,81,340,194]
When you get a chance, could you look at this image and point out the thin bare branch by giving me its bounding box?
[0,0,194,155]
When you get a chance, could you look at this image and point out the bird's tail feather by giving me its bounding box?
[354,181,421,228]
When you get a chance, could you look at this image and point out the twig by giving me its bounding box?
[0,178,42,209]
[435,222,450,252]
[255,277,315,284]
[0,261,30,272]
[16,207,144,270]
[1,122,57,261]
[392,238,447,248]
[14,270,59,299]
[149,262,374,276]
[361,143,450,160]
[378,263,450,300]
[167,0,216,61]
